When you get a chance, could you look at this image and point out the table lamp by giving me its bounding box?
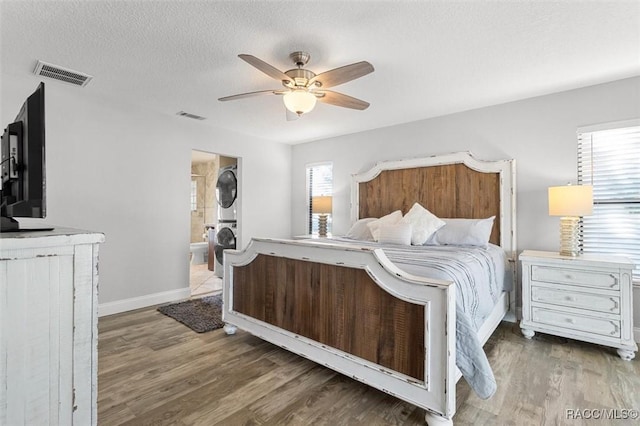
[548,184,593,257]
[312,196,332,237]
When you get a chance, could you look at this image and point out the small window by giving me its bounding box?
[190,180,198,212]
[306,162,333,235]
[578,121,640,280]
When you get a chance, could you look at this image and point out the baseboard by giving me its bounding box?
[635,327,640,344]
[98,287,191,317]
[503,311,517,324]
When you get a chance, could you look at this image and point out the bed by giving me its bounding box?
[222,151,516,425]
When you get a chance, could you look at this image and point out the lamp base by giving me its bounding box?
[318,214,328,237]
[559,216,580,257]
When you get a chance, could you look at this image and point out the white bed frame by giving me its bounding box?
[223,152,516,425]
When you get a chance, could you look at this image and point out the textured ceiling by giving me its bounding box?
[1,1,639,144]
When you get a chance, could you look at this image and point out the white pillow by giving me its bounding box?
[378,223,412,245]
[427,216,496,248]
[345,218,377,241]
[367,210,403,241]
[400,202,446,245]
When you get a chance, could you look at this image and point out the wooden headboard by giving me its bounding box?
[351,152,516,258]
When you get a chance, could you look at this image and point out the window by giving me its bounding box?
[578,120,640,280]
[306,162,333,235]
[190,179,198,211]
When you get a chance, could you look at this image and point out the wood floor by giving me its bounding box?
[98,306,640,425]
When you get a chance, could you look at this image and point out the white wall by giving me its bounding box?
[2,74,292,312]
[291,76,640,331]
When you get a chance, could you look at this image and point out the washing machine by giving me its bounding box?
[213,221,237,277]
[216,165,237,222]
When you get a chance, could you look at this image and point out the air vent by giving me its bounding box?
[33,60,93,87]
[176,111,206,120]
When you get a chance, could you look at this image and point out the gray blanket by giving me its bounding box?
[328,238,507,399]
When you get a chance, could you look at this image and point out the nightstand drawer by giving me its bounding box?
[531,307,620,338]
[531,265,619,290]
[531,286,620,314]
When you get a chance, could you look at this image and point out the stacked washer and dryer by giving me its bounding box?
[213,164,238,277]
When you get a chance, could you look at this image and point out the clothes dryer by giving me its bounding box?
[213,221,237,277]
[216,165,237,222]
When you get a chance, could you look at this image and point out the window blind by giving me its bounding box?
[578,123,640,279]
[306,163,333,234]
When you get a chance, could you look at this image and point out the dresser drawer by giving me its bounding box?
[531,265,619,290]
[531,307,620,338]
[531,286,620,314]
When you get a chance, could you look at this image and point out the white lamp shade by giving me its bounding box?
[312,196,332,214]
[548,185,593,217]
[283,90,317,115]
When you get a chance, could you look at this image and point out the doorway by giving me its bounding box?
[187,152,217,296]
[189,150,239,297]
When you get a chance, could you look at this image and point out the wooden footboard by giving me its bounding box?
[222,238,457,421]
[233,253,426,380]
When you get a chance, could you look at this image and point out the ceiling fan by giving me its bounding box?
[218,51,374,119]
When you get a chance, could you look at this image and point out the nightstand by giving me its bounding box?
[520,250,637,361]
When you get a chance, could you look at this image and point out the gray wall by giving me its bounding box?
[3,70,638,326]
[2,74,292,309]
[291,76,640,327]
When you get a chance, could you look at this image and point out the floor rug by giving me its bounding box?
[157,294,224,333]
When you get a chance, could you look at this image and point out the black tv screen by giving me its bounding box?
[1,82,48,232]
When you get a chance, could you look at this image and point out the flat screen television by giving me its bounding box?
[1,82,52,232]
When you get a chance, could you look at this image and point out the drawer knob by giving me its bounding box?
[566,318,575,324]
[565,296,576,302]
[565,274,574,280]
[610,322,620,335]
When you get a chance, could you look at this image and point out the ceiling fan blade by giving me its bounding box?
[308,61,374,89]
[315,90,370,110]
[218,89,287,102]
[238,54,293,84]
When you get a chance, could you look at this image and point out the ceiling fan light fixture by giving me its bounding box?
[219,52,374,116]
[283,89,317,115]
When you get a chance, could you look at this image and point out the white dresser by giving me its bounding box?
[520,250,637,360]
[0,228,104,425]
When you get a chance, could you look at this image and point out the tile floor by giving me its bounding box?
[189,262,222,297]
